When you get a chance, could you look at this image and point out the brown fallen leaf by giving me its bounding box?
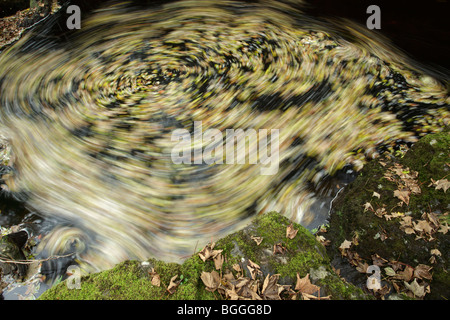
[232,263,242,273]
[200,271,220,292]
[273,243,286,255]
[372,254,388,267]
[198,242,223,262]
[214,252,224,270]
[394,265,414,282]
[438,222,449,234]
[149,268,160,287]
[167,275,180,294]
[261,274,283,300]
[225,285,240,300]
[372,191,381,199]
[316,235,331,246]
[251,236,263,246]
[286,223,298,239]
[394,189,410,206]
[413,264,433,281]
[247,259,262,280]
[338,239,352,255]
[429,178,450,193]
[295,273,320,295]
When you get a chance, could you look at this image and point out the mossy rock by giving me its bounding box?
[327,130,449,299]
[39,211,368,300]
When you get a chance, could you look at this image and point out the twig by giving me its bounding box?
[0,252,74,265]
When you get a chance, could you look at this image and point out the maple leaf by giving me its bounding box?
[261,274,283,300]
[286,223,298,239]
[295,273,320,295]
[394,265,414,281]
[167,275,180,294]
[316,235,331,246]
[200,271,220,292]
[404,279,426,298]
[338,239,352,255]
[413,220,433,234]
[394,189,410,206]
[438,222,449,234]
[430,178,450,193]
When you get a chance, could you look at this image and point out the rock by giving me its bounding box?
[327,130,449,299]
[38,211,368,300]
[0,230,29,278]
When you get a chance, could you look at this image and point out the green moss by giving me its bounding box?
[40,211,368,300]
[327,131,449,300]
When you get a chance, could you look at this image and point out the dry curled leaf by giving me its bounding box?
[198,242,223,262]
[251,236,263,246]
[404,279,426,298]
[429,178,450,193]
[394,189,410,206]
[431,249,441,256]
[363,202,373,212]
[167,275,180,294]
[338,239,352,255]
[261,274,283,300]
[413,264,433,280]
[247,259,262,280]
[273,243,286,255]
[149,268,160,287]
[200,270,220,292]
[286,223,298,239]
[394,265,414,282]
[295,273,320,295]
[214,252,224,270]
